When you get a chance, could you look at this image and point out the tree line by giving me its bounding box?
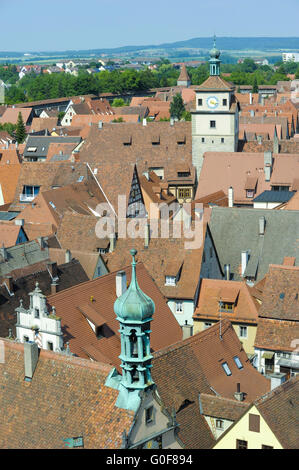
[0,58,298,105]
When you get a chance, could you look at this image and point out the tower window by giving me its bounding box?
[34,308,40,318]
[47,341,53,351]
[223,99,227,106]
[221,138,225,143]
[202,138,205,143]
[131,367,139,382]
[198,99,203,106]
[130,330,138,357]
[145,406,154,424]
[210,121,216,128]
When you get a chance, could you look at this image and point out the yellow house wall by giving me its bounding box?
[214,406,283,449]
[193,320,257,356]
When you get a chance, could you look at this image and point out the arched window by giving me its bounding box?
[129,329,138,358]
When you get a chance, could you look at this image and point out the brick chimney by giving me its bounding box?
[234,383,245,402]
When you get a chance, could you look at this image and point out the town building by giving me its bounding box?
[214,376,299,449]
[191,38,239,178]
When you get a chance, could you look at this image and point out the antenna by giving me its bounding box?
[219,297,223,341]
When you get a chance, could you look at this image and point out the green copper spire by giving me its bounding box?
[111,249,156,411]
[114,249,155,323]
[209,35,221,76]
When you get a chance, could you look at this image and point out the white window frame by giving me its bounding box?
[175,301,183,313]
[165,276,176,286]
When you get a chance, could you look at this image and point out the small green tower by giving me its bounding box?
[209,35,221,76]
[113,248,155,411]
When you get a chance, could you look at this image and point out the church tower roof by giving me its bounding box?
[114,249,155,323]
[178,64,190,83]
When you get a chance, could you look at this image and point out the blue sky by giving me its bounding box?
[0,0,298,51]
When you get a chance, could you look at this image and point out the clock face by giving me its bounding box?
[207,96,219,109]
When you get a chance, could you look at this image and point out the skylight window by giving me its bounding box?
[279,293,285,300]
[27,147,37,152]
[234,356,243,370]
[222,362,232,376]
[49,201,56,209]
[77,176,84,182]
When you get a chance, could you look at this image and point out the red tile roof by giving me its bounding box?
[194,279,259,324]
[0,339,134,448]
[47,262,182,370]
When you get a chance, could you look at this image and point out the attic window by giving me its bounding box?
[219,301,234,312]
[234,356,243,370]
[151,135,160,145]
[222,362,232,376]
[165,276,176,286]
[145,406,154,424]
[123,136,132,146]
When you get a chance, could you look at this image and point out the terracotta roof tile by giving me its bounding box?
[0,339,134,448]
[194,279,258,324]
[47,262,182,369]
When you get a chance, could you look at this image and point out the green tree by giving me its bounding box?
[252,76,258,93]
[170,93,185,120]
[112,98,125,107]
[15,112,26,144]
[182,110,191,121]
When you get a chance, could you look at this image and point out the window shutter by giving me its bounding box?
[249,413,260,433]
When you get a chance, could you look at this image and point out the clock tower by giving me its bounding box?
[191,37,239,180]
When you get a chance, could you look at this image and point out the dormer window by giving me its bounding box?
[165,276,176,286]
[219,301,234,312]
[246,190,254,198]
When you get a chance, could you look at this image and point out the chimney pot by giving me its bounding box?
[259,216,265,235]
[182,322,193,340]
[47,261,58,279]
[24,342,39,381]
[65,249,72,263]
[144,223,150,249]
[116,271,127,297]
[224,264,230,281]
[228,186,234,208]
[241,251,249,277]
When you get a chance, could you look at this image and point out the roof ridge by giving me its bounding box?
[3,338,113,373]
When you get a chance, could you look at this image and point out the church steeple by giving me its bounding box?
[113,249,155,410]
[209,35,221,76]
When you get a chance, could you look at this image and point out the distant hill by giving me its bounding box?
[1,37,299,58]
